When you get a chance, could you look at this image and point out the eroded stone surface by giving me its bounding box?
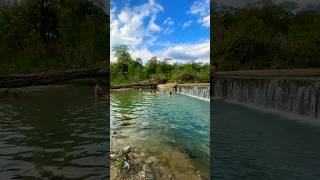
[110,146,204,180]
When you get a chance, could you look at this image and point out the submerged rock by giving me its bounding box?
[123,161,130,171]
[146,156,159,164]
[123,146,131,154]
[142,164,151,172]
[110,145,204,180]
[133,157,143,165]
[138,171,146,178]
[140,152,146,157]
[110,153,116,160]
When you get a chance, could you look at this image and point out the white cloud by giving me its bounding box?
[198,15,210,27]
[156,40,210,64]
[188,0,210,27]
[149,15,161,32]
[130,48,154,63]
[111,0,209,64]
[110,0,163,61]
[163,27,174,34]
[164,17,174,26]
[189,0,209,16]
[182,20,193,29]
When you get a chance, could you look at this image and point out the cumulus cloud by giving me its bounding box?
[130,48,154,62]
[164,17,174,26]
[111,0,209,64]
[198,15,210,27]
[182,20,193,29]
[157,40,210,64]
[110,0,163,62]
[163,27,174,34]
[110,0,163,46]
[149,15,161,32]
[113,40,210,64]
[189,0,210,27]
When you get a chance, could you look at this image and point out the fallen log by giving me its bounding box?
[0,68,108,88]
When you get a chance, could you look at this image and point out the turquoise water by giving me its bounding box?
[111,89,210,179]
[212,99,320,179]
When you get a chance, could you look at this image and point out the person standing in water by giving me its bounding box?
[173,82,177,92]
[95,80,103,97]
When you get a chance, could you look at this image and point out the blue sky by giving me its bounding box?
[110,0,210,64]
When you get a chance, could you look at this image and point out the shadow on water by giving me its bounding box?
[0,85,109,179]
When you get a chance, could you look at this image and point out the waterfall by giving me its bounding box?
[214,78,320,119]
[176,85,210,100]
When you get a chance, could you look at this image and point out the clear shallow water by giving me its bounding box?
[110,89,210,179]
[212,99,320,179]
[0,85,108,179]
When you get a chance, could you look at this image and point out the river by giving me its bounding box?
[0,85,109,179]
[212,99,320,179]
[111,89,210,179]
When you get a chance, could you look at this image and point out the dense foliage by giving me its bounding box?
[214,0,320,70]
[0,0,108,75]
[111,45,210,85]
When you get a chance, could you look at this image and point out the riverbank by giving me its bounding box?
[0,68,108,88]
[110,146,203,180]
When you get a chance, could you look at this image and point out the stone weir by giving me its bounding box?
[214,69,320,119]
[176,84,210,100]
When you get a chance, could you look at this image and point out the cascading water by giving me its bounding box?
[176,85,210,100]
[214,77,320,119]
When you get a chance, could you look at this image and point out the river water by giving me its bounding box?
[212,99,320,179]
[0,85,109,179]
[110,89,210,179]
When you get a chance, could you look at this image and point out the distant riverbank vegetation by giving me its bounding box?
[111,45,210,85]
[214,0,320,71]
[0,0,108,75]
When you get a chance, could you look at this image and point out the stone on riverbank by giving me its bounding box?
[110,146,205,180]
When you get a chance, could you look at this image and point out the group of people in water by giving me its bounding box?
[148,89,172,96]
[148,89,160,95]
[94,79,177,97]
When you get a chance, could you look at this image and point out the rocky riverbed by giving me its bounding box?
[110,146,204,180]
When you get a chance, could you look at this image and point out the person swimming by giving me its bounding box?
[149,89,159,95]
[95,80,104,97]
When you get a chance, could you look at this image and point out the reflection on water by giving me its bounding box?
[110,89,210,179]
[0,85,108,179]
[212,99,320,179]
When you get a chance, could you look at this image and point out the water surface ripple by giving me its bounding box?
[0,85,109,179]
[111,90,210,179]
